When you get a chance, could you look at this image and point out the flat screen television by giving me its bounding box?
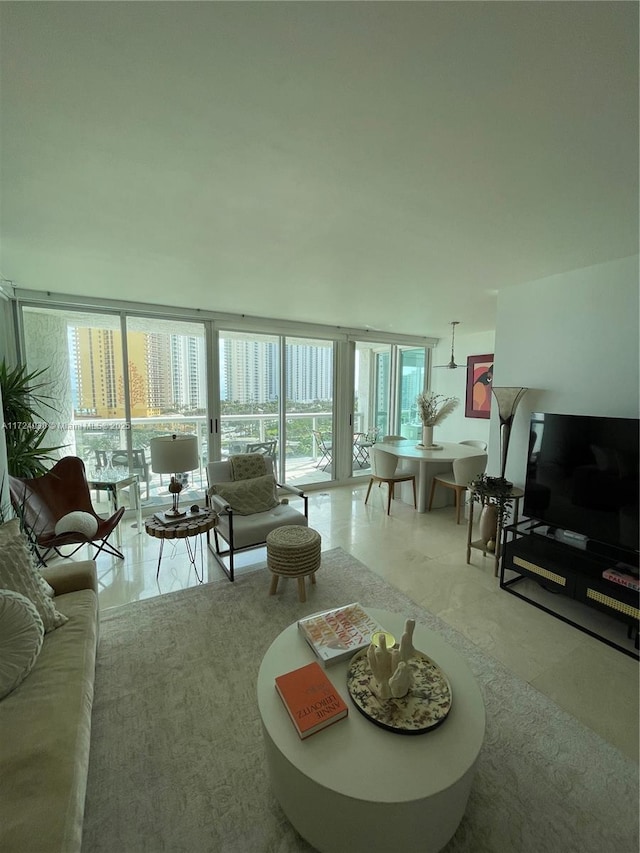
[524,413,639,562]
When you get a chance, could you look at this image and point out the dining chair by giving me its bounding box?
[364,445,417,515]
[428,453,488,524]
[459,439,488,452]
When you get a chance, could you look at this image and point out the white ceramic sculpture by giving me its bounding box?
[400,619,416,661]
[367,619,416,700]
[388,660,412,698]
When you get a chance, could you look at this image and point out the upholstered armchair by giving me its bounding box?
[206,456,308,581]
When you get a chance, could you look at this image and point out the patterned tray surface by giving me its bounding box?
[346,647,452,735]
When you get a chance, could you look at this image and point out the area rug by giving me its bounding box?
[82,548,638,853]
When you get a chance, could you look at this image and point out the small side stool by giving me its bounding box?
[267,525,321,602]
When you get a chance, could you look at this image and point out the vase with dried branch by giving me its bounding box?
[416,392,459,448]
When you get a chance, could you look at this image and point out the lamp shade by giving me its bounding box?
[491,387,528,481]
[150,434,199,474]
[491,387,528,423]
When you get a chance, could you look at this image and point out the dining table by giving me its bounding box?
[373,439,484,513]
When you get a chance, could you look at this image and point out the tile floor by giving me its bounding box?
[55,483,639,762]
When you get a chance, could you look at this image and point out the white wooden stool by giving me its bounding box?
[266,525,321,602]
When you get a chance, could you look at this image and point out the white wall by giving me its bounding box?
[430,329,495,446]
[493,255,639,486]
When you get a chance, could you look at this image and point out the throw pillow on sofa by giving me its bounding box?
[0,588,45,700]
[0,519,68,632]
[210,474,278,515]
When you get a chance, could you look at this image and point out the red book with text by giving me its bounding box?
[275,661,348,739]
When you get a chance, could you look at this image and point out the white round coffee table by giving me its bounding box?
[257,608,485,853]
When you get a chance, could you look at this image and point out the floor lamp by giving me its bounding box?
[491,387,528,486]
[150,434,199,518]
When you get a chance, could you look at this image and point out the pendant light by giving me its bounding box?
[433,321,462,369]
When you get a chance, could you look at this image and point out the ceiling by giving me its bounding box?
[0,2,637,340]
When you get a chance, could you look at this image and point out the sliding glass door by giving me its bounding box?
[218,330,280,463]
[17,301,425,496]
[125,317,208,498]
[218,331,334,485]
[20,307,209,504]
[397,347,426,441]
[284,336,334,485]
[352,341,427,476]
[21,306,127,473]
[353,342,391,476]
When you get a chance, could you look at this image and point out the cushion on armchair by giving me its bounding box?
[210,474,278,515]
[229,453,268,481]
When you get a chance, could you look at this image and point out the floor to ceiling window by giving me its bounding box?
[16,300,427,500]
[19,307,208,504]
[284,336,334,485]
[353,341,391,477]
[125,316,208,496]
[218,331,334,485]
[352,341,427,477]
[397,346,426,441]
[21,306,127,472]
[218,330,280,465]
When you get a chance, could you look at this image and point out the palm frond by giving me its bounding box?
[416,392,459,426]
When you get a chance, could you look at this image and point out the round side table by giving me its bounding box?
[145,509,217,581]
[266,525,321,602]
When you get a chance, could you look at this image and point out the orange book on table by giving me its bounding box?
[275,661,348,739]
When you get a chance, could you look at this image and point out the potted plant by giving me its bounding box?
[0,360,65,477]
[415,392,459,448]
[469,473,514,551]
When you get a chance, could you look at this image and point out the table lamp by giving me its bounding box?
[150,434,199,518]
[491,387,528,484]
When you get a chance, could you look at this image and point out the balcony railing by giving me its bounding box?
[67,411,369,507]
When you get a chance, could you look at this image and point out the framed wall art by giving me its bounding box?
[465,354,494,419]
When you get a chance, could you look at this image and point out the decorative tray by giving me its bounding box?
[416,443,443,450]
[346,648,452,735]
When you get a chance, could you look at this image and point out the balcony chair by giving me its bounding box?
[353,433,373,468]
[94,449,110,468]
[428,453,488,524]
[245,440,278,481]
[311,429,332,472]
[206,456,308,582]
[92,448,152,499]
[111,448,152,499]
[8,456,125,565]
[364,445,417,515]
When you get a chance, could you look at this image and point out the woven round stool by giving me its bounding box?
[266,525,321,603]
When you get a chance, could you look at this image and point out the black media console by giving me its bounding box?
[501,520,639,659]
